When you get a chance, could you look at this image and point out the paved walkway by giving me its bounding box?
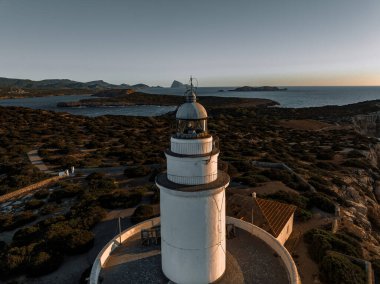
[27,149,54,174]
[101,228,289,284]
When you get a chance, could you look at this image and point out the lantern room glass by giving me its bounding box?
[177,119,207,136]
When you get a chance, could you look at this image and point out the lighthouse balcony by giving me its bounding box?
[155,171,230,192]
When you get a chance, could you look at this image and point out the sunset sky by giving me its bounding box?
[0,0,379,86]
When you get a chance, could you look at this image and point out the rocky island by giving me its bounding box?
[56,90,279,108]
[230,86,287,92]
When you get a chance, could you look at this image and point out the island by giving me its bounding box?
[230,86,287,92]
[57,91,279,108]
[170,80,189,88]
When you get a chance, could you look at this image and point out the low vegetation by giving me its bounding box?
[304,228,365,284]
[0,97,379,281]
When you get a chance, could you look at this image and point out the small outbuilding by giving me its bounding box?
[227,193,297,245]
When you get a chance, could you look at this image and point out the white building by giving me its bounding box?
[155,80,230,283]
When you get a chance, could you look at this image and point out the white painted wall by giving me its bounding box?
[276,213,294,245]
[166,153,218,185]
[171,136,213,155]
[89,217,160,284]
[90,216,300,284]
[159,185,227,284]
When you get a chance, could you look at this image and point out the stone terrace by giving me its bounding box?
[100,228,289,284]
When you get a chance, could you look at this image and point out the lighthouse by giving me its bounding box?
[156,78,230,284]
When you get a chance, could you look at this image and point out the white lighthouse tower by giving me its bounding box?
[156,78,230,284]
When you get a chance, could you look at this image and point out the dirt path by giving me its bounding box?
[292,214,334,284]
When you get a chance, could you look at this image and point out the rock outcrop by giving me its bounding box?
[170,80,186,88]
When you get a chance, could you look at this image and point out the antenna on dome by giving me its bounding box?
[185,76,197,103]
[190,76,195,92]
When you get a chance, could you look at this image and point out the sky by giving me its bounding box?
[0,0,379,86]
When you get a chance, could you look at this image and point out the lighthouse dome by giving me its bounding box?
[176,101,207,120]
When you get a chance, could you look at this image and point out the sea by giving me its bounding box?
[0,86,379,117]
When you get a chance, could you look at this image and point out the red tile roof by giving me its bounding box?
[227,194,297,237]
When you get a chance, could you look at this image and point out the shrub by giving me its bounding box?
[124,165,151,178]
[99,190,142,209]
[261,169,293,184]
[320,252,366,284]
[66,229,94,255]
[304,229,361,263]
[49,182,83,202]
[46,222,73,252]
[266,191,308,209]
[233,176,257,186]
[0,211,37,231]
[40,203,60,215]
[0,244,36,277]
[346,150,365,159]
[13,225,41,245]
[27,251,63,277]
[342,159,373,170]
[66,205,106,230]
[316,149,335,160]
[308,193,335,213]
[33,189,50,199]
[131,205,158,224]
[25,199,45,210]
[85,172,105,181]
[316,162,338,171]
[295,208,312,222]
[87,176,116,192]
[231,160,253,172]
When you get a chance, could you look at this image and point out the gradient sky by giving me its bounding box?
[0,0,379,86]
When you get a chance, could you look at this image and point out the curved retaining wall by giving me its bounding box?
[89,217,160,284]
[226,216,301,284]
[90,216,300,284]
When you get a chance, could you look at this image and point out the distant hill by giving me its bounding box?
[0,77,151,90]
[131,83,150,89]
[171,80,189,88]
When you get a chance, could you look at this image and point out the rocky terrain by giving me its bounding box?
[353,111,380,138]
[1,98,380,283]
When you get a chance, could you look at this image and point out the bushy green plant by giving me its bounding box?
[66,229,94,255]
[266,191,309,209]
[13,225,41,246]
[320,252,366,284]
[308,193,336,213]
[99,190,142,209]
[0,211,37,232]
[131,204,158,224]
[27,251,63,277]
[25,199,45,210]
[304,229,361,262]
[33,188,50,199]
[124,165,151,178]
